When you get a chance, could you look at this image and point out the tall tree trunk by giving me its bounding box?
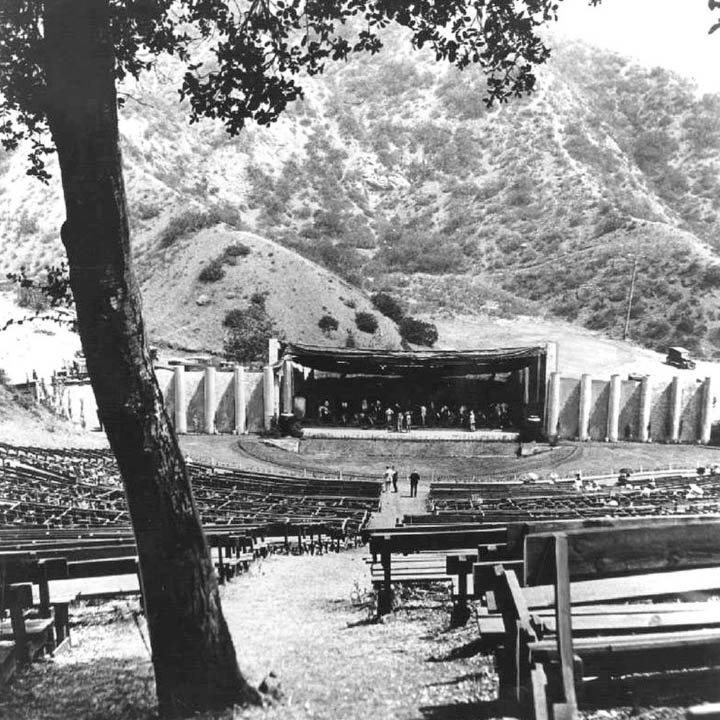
[42,2,260,716]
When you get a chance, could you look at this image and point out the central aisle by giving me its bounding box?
[222,547,494,720]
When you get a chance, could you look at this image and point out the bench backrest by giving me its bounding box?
[524,518,720,586]
[506,514,720,559]
[369,527,506,555]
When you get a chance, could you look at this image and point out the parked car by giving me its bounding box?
[666,346,696,370]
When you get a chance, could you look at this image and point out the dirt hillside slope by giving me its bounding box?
[140,227,401,353]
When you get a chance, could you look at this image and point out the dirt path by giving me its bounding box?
[0,549,495,720]
[222,548,494,720]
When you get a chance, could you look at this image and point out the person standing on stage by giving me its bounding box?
[391,465,399,493]
[385,405,394,430]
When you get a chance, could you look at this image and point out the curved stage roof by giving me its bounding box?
[280,343,546,376]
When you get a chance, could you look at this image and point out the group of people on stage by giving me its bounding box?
[316,398,514,431]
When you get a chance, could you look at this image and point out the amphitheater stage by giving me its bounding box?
[301,427,520,442]
[293,428,521,460]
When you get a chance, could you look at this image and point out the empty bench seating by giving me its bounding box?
[486,517,720,720]
[0,553,70,685]
[364,525,508,615]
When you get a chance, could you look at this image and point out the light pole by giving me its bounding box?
[623,256,639,341]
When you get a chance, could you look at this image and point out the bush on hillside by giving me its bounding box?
[224,242,251,259]
[223,302,278,363]
[159,204,243,249]
[644,319,671,340]
[250,291,268,307]
[354,311,378,334]
[305,240,364,285]
[633,129,677,172]
[398,317,438,346]
[318,314,339,335]
[701,265,720,290]
[371,292,404,323]
[377,231,466,274]
[198,258,226,283]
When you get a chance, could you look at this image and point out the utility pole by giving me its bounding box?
[623,256,638,341]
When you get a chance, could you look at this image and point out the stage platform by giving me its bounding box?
[301,427,520,443]
[297,428,521,458]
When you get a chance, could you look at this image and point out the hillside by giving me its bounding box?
[2,36,720,356]
[140,227,401,352]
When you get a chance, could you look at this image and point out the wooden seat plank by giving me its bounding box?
[522,566,720,609]
[531,626,720,655]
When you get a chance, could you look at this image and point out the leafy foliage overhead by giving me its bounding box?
[0,0,596,178]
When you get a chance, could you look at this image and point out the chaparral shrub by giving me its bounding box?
[371,292,404,323]
[198,258,226,283]
[398,316,438,346]
[318,314,339,335]
[354,311,378,334]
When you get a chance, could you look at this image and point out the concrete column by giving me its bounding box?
[607,374,621,442]
[273,371,281,418]
[204,366,216,434]
[521,367,530,407]
[268,337,281,365]
[234,365,246,435]
[263,364,275,430]
[545,371,561,438]
[173,365,187,434]
[282,359,294,415]
[578,373,592,441]
[670,375,682,443]
[700,376,713,445]
[639,375,652,442]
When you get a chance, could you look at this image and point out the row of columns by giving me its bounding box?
[172,364,248,434]
[546,372,715,444]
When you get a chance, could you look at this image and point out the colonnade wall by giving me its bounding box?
[547,372,715,444]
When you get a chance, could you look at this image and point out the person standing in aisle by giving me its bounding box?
[383,465,393,492]
[409,470,420,498]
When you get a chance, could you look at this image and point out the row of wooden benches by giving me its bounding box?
[0,444,382,530]
[364,516,720,720]
[0,520,361,686]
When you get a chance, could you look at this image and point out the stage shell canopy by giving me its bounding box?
[280,343,546,377]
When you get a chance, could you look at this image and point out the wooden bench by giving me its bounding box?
[367,526,507,615]
[0,556,61,686]
[489,519,720,720]
[443,516,716,626]
[207,534,255,583]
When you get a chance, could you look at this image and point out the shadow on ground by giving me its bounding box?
[419,699,504,720]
